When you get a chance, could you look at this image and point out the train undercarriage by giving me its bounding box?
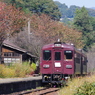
[42,74,71,87]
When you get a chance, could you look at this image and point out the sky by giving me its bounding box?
[53,0,95,8]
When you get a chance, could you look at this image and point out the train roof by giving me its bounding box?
[42,42,87,57]
[42,42,75,50]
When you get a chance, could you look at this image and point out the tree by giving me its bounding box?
[11,13,83,58]
[73,7,95,51]
[67,5,80,18]
[2,0,61,20]
[54,1,68,18]
[8,12,83,58]
[30,14,83,56]
[0,1,27,63]
[73,7,93,33]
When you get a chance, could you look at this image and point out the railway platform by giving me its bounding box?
[0,76,42,94]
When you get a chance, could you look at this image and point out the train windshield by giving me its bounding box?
[43,50,51,60]
[55,52,61,60]
[64,51,73,60]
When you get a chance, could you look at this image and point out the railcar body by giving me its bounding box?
[40,42,87,84]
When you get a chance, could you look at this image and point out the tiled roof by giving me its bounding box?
[3,40,37,58]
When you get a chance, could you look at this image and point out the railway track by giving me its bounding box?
[19,87,60,95]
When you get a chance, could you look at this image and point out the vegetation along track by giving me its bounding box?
[19,87,60,95]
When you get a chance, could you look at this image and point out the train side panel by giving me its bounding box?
[74,52,82,75]
[74,51,87,75]
[82,56,87,74]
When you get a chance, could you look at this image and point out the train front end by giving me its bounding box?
[40,42,74,84]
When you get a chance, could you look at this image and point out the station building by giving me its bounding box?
[1,40,36,65]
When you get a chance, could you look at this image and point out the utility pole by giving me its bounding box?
[28,19,32,43]
[28,19,30,42]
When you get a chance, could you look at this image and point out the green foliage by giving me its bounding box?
[31,62,36,71]
[73,7,93,33]
[73,7,95,51]
[59,75,95,95]
[29,0,61,20]
[3,0,61,20]
[74,82,95,95]
[11,62,33,77]
[3,0,95,20]
[54,1,68,18]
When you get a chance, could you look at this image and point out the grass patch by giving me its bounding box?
[74,82,95,95]
[59,75,95,95]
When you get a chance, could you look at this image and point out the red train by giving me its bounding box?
[40,41,87,85]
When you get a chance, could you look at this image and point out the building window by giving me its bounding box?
[4,58,21,63]
[12,53,19,56]
[3,52,20,57]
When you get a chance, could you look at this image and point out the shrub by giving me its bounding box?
[59,75,95,95]
[74,82,95,95]
[0,62,35,78]
[31,62,36,71]
[0,64,5,77]
[2,68,15,78]
[10,62,33,77]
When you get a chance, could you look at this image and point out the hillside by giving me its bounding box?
[91,7,95,9]
[54,1,95,18]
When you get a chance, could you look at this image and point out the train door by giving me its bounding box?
[53,50,63,73]
[63,50,74,74]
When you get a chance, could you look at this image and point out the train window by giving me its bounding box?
[43,50,51,60]
[55,52,61,60]
[64,51,73,60]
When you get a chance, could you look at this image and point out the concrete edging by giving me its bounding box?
[0,76,42,94]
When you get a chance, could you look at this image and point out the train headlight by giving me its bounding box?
[43,64,50,68]
[66,65,72,69]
